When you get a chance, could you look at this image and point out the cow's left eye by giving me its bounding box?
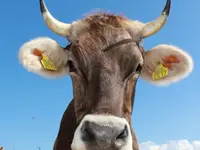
[67,60,77,72]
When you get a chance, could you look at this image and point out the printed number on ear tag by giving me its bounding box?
[152,64,168,80]
[41,54,57,71]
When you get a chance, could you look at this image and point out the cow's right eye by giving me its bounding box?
[135,63,143,74]
[67,60,77,72]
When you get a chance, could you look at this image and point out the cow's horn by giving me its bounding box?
[39,0,71,36]
[141,0,171,38]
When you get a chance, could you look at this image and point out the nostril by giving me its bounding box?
[116,125,128,140]
[81,121,95,142]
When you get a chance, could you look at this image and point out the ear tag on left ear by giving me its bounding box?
[41,53,57,71]
[152,63,168,80]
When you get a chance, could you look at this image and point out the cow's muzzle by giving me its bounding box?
[71,115,133,150]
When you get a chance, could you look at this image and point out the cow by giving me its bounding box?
[18,0,194,150]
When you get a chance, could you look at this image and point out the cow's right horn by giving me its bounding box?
[39,0,71,36]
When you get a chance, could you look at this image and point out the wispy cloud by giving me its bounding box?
[139,140,200,150]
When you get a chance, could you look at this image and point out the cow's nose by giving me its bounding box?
[81,121,128,147]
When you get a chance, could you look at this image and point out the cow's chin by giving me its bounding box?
[71,114,133,150]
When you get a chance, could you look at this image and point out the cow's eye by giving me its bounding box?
[67,60,77,72]
[135,63,143,74]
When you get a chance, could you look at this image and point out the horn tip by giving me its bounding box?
[162,0,171,16]
[39,0,47,14]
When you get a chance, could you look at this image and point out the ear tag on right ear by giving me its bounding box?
[152,63,168,80]
[32,48,57,71]
[41,53,57,71]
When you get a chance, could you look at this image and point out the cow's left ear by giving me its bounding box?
[140,44,194,86]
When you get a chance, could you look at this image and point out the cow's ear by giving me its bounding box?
[19,37,69,79]
[140,44,194,86]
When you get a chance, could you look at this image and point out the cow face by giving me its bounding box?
[65,33,144,150]
[18,0,193,150]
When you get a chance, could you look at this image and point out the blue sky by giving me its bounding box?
[0,0,199,150]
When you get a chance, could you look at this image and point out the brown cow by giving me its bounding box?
[18,0,194,150]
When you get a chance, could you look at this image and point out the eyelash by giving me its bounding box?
[124,63,143,81]
[67,60,77,72]
[135,63,143,74]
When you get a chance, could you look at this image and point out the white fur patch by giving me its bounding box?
[69,18,145,42]
[71,114,133,150]
[68,20,90,41]
[141,44,194,86]
[18,37,69,79]
[121,20,145,41]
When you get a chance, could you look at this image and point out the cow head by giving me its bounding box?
[18,0,193,150]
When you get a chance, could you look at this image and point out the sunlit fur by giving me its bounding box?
[68,12,145,42]
[141,44,194,86]
[19,37,69,78]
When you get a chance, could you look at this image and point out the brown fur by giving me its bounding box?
[54,78,140,150]
[53,100,77,150]
[54,15,144,149]
[85,12,128,28]
[68,13,143,42]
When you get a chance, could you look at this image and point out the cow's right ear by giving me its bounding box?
[18,37,69,79]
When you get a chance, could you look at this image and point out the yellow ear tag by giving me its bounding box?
[152,64,168,80]
[41,53,57,71]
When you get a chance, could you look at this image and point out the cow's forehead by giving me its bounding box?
[68,13,145,42]
[84,12,129,28]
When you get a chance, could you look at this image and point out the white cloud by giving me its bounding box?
[139,140,200,150]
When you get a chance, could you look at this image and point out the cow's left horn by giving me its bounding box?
[141,0,171,38]
[39,0,71,36]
